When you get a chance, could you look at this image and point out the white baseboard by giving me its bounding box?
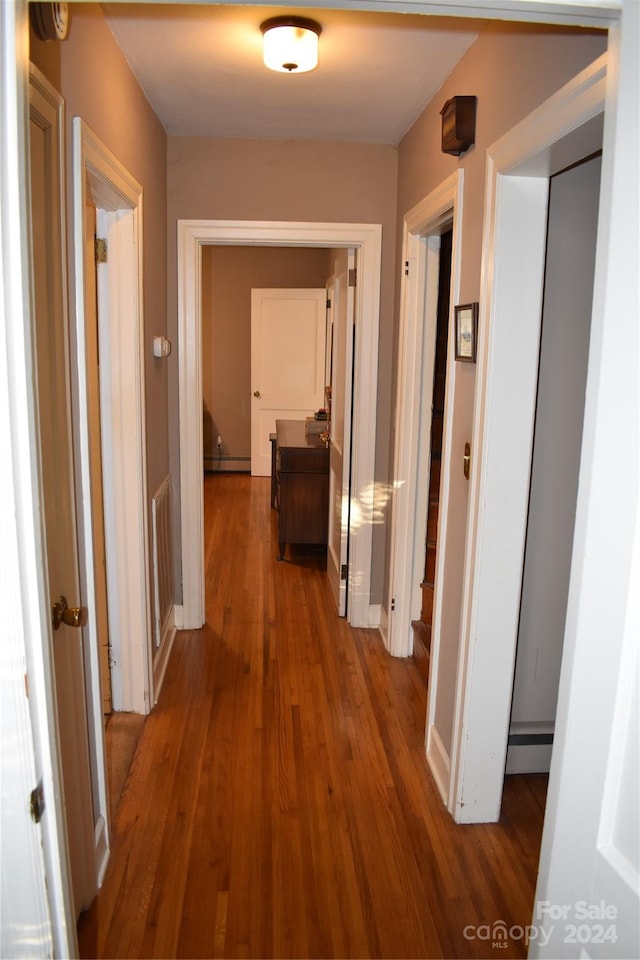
[94,814,110,889]
[426,723,450,806]
[173,604,184,629]
[152,612,177,704]
[377,604,389,646]
[368,603,382,628]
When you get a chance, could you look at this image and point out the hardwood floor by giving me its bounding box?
[78,473,547,960]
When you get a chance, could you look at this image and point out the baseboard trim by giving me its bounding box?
[426,723,450,806]
[378,604,389,646]
[368,603,382,628]
[153,613,177,704]
[94,814,110,889]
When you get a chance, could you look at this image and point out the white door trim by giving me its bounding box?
[387,171,463,661]
[450,54,607,823]
[73,118,152,723]
[177,220,382,629]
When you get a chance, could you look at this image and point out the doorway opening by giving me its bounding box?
[387,171,462,678]
[178,220,382,632]
[72,120,155,888]
[412,228,452,687]
[450,55,606,824]
[506,152,602,776]
[200,245,332,476]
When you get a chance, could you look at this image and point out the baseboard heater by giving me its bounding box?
[508,720,554,746]
[204,455,250,473]
[151,475,174,651]
[508,732,554,746]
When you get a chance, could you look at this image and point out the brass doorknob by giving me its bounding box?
[253,390,261,398]
[52,595,86,631]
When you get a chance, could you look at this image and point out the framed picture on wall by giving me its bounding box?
[454,302,478,362]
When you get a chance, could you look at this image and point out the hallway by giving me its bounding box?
[78,473,546,959]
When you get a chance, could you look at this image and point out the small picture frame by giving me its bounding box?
[454,302,478,362]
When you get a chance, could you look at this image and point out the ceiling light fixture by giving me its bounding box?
[260,16,322,73]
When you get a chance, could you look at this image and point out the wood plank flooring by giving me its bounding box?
[78,473,547,960]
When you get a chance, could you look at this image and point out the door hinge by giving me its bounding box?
[404,259,416,278]
[30,780,45,824]
[95,237,107,263]
[391,597,396,612]
[341,564,348,581]
[326,298,331,309]
[348,267,357,288]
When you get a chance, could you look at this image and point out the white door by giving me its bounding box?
[30,72,96,917]
[533,549,640,959]
[327,251,355,615]
[251,288,327,476]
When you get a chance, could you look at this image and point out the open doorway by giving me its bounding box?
[387,171,463,675]
[201,245,332,475]
[507,152,602,775]
[178,220,382,632]
[412,229,452,686]
[450,56,606,824]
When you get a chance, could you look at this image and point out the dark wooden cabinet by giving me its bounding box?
[274,419,329,560]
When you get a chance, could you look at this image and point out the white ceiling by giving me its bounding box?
[103,4,480,144]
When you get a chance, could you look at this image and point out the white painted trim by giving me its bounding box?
[94,815,109,888]
[388,171,463,661]
[368,603,382,628]
[178,220,382,630]
[425,724,450,806]
[377,603,388,645]
[73,120,152,718]
[186,0,620,28]
[173,604,185,630]
[450,55,607,823]
[152,618,177,703]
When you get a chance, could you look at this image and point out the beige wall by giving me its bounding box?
[168,137,398,599]
[202,245,331,466]
[396,23,606,754]
[31,4,169,505]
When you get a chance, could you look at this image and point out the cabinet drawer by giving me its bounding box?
[279,446,328,474]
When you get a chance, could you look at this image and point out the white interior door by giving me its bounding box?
[327,251,355,615]
[30,71,96,917]
[251,288,327,476]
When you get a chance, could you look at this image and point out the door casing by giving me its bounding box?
[177,220,382,630]
[73,119,152,730]
[327,249,356,616]
[387,173,463,658]
[450,54,607,823]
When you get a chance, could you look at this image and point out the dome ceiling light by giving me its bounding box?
[260,17,322,74]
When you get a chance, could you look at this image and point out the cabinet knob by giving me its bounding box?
[253,390,261,398]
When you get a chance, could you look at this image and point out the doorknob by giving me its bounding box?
[52,595,86,631]
[253,390,261,398]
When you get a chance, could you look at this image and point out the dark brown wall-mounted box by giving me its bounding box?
[440,96,477,157]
